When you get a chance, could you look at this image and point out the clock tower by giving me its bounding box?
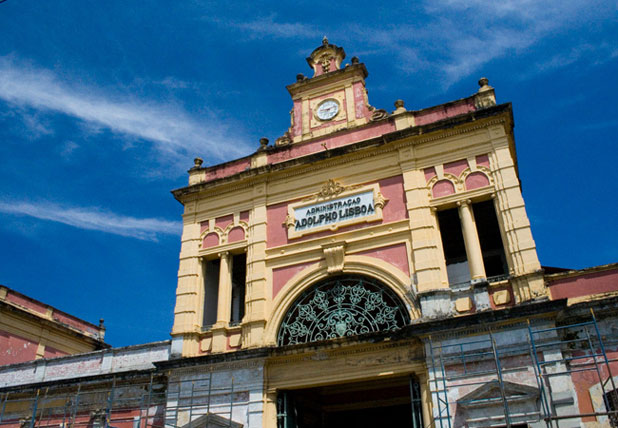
[277,37,379,145]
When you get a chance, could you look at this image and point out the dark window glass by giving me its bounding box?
[437,208,467,264]
[473,201,508,278]
[230,253,246,325]
[203,258,220,327]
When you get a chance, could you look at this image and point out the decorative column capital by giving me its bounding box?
[457,199,472,207]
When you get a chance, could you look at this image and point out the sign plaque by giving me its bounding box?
[285,181,387,239]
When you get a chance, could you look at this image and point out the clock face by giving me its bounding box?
[316,99,339,121]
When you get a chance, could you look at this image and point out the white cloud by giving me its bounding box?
[211,15,318,39]
[0,200,181,241]
[0,57,252,163]
[223,1,613,88]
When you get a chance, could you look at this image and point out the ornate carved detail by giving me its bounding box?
[319,54,331,72]
[282,214,295,229]
[317,179,346,199]
[322,242,346,274]
[277,275,410,346]
[275,132,292,147]
[369,108,389,121]
[374,192,388,210]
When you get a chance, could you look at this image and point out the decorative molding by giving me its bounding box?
[268,339,420,366]
[282,214,295,229]
[317,179,346,199]
[322,242,347,274]
[178,117,508,201]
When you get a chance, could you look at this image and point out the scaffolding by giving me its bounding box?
[0,374,243,428]
[428,309,618,428]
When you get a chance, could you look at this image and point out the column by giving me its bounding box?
[457,200,486,282]
[216,251,232,325]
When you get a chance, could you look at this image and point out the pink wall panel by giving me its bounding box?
[44,345,68,359]
[272,262,315,299]
[203,233,219,248]
[476,154,490,167]
[549,269,618,300]
[355,243,410,276]
[227,226,245,243]
[5,292,48,315]
[465,172,490,190]
[52,311,99,335]
[0,330,38,365]
[444,159,469,178]
[292,99,302,138]
[203,159,251,182]
[414,99,476,126]
[267,121,396,165]
[424,167,437,183]
[239,210,250,223]
[215,214,234,231]
[432,180,455,198]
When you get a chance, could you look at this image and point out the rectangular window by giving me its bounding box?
[203,258,220,327]
[230,253,246,325]
[473,200,508,279]
[437,208,470,286]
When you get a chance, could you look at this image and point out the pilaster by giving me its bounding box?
[489,131,541,277]
[488,127,546,302]
[172,219,202,339]
[243,182,268,347]
[399,148,448,292]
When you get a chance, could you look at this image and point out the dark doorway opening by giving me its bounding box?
[277,376,423,428]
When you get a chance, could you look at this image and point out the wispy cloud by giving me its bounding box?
[220,1,614,88]
[0,200,181,241]
[209,14,318,39]
[0,57,252,163]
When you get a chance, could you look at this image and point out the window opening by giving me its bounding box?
[230,253,246,326]
[473,200,508,279]
[202,258,220,327]
[437,208,470,285]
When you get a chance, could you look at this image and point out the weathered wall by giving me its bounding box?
[0,341,170,388]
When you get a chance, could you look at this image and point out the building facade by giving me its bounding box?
[0,285,107,365]
[1,39,617,428]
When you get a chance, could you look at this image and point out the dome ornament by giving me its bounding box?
[306,38,346,77]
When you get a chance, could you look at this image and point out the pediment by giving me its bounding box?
[458,381,538,408]
[181,413,243,428]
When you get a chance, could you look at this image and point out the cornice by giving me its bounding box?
[286,63,368,96]
[0,301,109,348]
[171,104,513,203]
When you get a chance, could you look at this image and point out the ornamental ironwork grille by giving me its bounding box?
[277,275,410,346]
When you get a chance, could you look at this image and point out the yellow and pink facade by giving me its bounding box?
[171,39,544,358]
[3,39,618,428]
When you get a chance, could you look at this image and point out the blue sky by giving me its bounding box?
[0,0,616,347]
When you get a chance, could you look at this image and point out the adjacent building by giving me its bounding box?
[1,39,617,428]
[0,285,107,365]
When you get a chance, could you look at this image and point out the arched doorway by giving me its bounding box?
[277,274,411,346]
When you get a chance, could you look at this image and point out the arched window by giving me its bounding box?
[277,275,410,346]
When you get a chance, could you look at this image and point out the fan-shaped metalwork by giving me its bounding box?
[277,275,410,346]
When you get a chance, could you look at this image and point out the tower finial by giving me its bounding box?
[306,39,345,77]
